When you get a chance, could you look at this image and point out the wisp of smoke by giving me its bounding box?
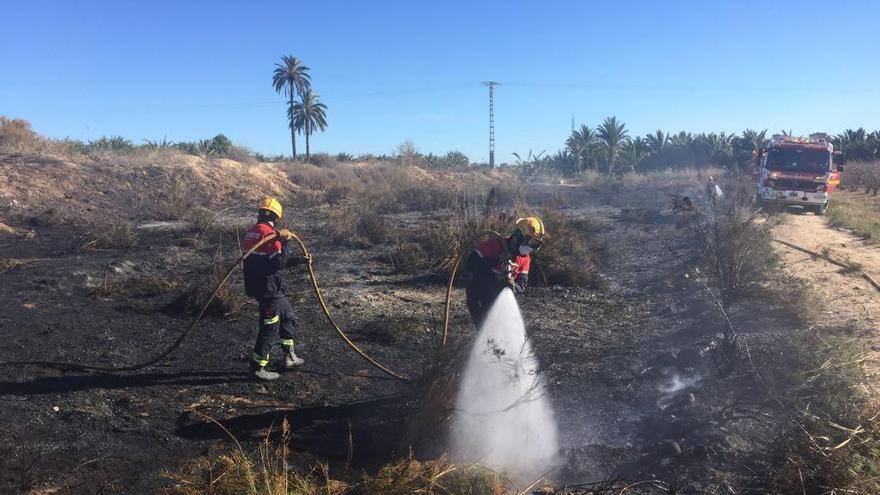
[450,289,559,483]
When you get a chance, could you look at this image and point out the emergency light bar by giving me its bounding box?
[769,133,832,149]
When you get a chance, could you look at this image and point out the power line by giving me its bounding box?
[482,81,500,168]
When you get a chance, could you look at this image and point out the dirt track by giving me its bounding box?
[771,211,880,387]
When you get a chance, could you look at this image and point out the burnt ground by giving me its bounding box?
[0,189,811,493]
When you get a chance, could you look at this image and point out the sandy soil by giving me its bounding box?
[772,211,880,386]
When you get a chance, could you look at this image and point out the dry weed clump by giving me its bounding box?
[530,203,605,289]
[162,417,516,495]
[165,261,250,319]
[764,326,880,494]
[360,316,429,344]
[88,274,123,298]
[327,201,391,248]
[81,224,139,250]
[87,273,182,301]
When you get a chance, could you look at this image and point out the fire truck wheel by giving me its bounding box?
[812,203,827,216]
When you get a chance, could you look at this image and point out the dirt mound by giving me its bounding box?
[0,153,298,225]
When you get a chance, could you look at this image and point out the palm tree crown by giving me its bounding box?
[272,55,311,158]
[566,125,598,172]
[597,116,629,175]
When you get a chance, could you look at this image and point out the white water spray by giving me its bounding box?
[450,289,559,482]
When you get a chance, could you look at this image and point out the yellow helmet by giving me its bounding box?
[515,216,546,248]
[258,196,283,219]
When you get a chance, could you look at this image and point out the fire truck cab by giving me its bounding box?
[754,133,843,215]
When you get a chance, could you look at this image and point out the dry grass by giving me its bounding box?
[81,224,139,250]
[87,273,182,301]
[764,325,880,494]
[828,190,880,243]
[162,417,516,495]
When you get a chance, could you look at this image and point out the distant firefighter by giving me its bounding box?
[464,217,546,327]
[705,176,723,202]
[242,197,312,381]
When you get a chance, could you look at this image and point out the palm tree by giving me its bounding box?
[740,129,768,154]
[291,88,327,160]
[669,131,693,147]
[597,116,629,175]
[620,137,649,171]
[645,130,669,156]
[702,132,735,167]
[565,125,598,172]
[272,55,311,159]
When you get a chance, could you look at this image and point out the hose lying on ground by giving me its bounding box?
[0,232,409,381]
[284,231,409,380]
[441,230,504,347]
[773,238,880,293]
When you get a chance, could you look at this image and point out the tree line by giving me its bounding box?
[515,117,880,176]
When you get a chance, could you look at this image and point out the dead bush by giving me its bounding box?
[327,201,391,247]
[676,186,776,310]
[165,261,250,319]
[529,203,605,289]
[842,161,880,195]
[0,116,40,153]
[386,240,431,273]
[307,152,338,167]
[128,275,182,298]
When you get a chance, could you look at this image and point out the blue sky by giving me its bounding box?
[2,0,879,163]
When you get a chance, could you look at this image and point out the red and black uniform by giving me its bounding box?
[464,236,530,326]
[242,222,307,368]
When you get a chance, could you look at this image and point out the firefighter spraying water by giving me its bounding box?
[463,217,545,327]
[451,217,560,483]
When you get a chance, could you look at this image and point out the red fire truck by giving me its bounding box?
[754,133,843,215]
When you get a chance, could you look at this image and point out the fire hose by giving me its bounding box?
[0,232,409,380]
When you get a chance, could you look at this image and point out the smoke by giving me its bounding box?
[450,289,559,483]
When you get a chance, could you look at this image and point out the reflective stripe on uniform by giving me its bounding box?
[252,352,269,367]
[263,315,280,325]
[280,339,295,346]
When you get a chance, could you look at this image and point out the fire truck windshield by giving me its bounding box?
[766,147,830,173]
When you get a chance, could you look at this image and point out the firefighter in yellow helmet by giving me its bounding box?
[242,197,311,381]
[464,217,546,327]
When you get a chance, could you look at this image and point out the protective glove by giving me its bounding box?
[277,228,296,242]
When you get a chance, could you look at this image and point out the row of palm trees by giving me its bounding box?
[530,118,880,176]
[272,55,328,160]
